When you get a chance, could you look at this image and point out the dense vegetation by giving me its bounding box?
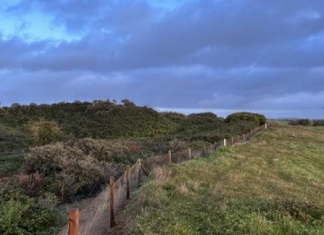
[288,119,324,126]
[0,99,176,139]
[123,123,324,235]
[0,99,266,234]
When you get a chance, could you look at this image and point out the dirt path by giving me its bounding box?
[57,188,111,235]
[57,168,138,235]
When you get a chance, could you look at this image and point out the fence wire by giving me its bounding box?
[59,124,266,235]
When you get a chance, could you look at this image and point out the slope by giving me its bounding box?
[123,123,324,235]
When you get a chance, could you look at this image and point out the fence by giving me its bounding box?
[61,123,267,235]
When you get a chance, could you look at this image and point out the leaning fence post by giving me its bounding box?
[168,150,172,164]
[126,165,130,200]
[138,159,141,187]
[110,176,116,228]
[224,139,227,147]
[68,208,79,235]
[188,148,192,159]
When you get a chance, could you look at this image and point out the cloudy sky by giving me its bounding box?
[0,0,324,118]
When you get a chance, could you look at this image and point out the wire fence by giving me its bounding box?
[60,123,267,235]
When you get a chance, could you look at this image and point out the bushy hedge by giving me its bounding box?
[225,112,266,125]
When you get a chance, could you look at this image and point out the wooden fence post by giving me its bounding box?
[231,137,234,145]
[224,139,226,147]
[126,165,130,200]
[68,209,79,235]
[204,146,207,155]
[110,176,116,228]
[138,159,141,187]
[168,150,172,164]
[188,148,192,159]
[265,123,267,129]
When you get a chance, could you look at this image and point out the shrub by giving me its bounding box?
[161,112,186,123]
[225,112,266,125]
[16,172,44,197]
[313,120,324,126]
[23,142,120,201]
[0,192,63,235]
[26,119,64,146]
[288,119,313,126]
[176,112,223,136]
[168,139,187,152]
[22,138,144,201]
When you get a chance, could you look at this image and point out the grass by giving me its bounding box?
[0,124,27,177]
[125,123,324,235]
[0,155,23,177]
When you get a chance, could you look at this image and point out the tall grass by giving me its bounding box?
[125,123,324,235]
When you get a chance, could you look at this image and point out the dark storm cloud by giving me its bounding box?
[2,0,323,71]
[1,0,324,118]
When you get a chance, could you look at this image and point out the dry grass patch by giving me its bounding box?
[151,166,172,185]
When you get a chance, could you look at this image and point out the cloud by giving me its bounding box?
[2,0,323,71]
[0,0,324,118]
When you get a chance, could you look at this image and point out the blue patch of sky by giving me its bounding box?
[0,0,81,42]
[0,0,187,42]
[146,0,187,10]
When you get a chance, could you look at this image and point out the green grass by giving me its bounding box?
[126,123,324,235]
[0,155,23,177]
[0,124,27,176]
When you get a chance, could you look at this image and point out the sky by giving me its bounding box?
[0,0,324,118]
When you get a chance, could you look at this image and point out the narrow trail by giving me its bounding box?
[57,164,139,235]
[57,188,111,235]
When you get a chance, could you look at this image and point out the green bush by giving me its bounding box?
[161,112,186,123]
[26,119,64,146]
[0,192,63,235]
[225,112,266,125]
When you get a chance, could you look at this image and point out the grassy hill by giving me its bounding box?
[0,100,177,140]
[123,123,324,235]
[0,100,267,235]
